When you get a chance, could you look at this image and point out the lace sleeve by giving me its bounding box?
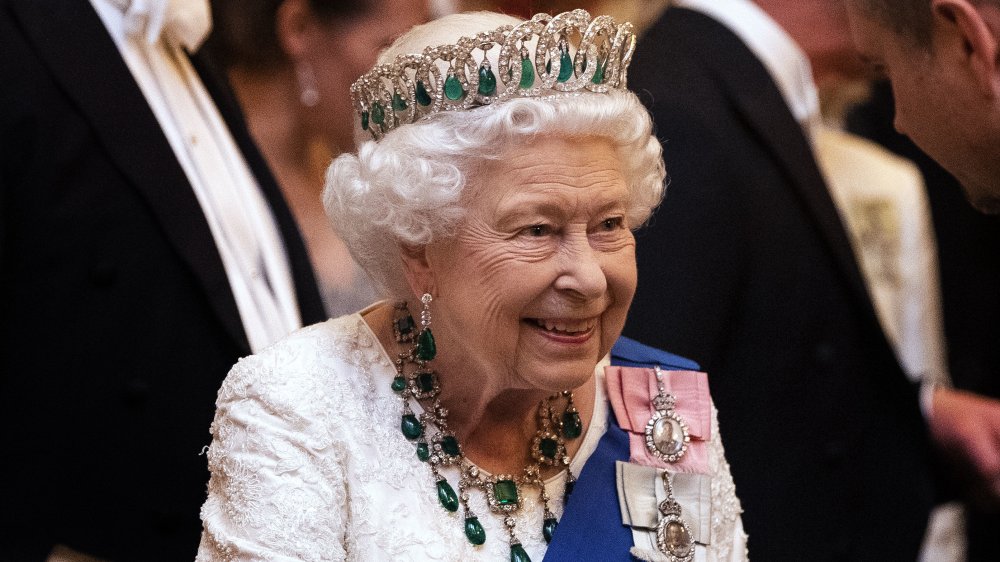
[196,350,349,562]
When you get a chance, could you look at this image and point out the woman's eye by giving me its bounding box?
[524,224,551,237]
[600,217,625,231]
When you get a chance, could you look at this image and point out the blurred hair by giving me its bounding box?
[207,0,371,72]
[324,11,666,299]
[850,0,999,48]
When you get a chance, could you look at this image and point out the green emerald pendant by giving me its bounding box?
[464,516,486,545]
[444,74,464,100]
[510,543,531,562]
[436,479,459,512]
[478,65,497,96]
[416,441,430,461]
[562,411,582,439]
[440,435,461,457]
[415,80,432,106]
[542,517,558,543]
[417,328,436,361]
[539,437,559,460]
[401,414,422,439]
[519,57,534,89]
[493,479,519,506]
[360,110,369,130]
[391,375,406,392]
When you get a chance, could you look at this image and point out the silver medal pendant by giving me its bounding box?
[656,472,694,562]
[644,367,690,463]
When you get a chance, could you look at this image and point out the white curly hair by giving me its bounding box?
[323,12,666,299]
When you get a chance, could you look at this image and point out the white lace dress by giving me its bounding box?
[196,313,747,561]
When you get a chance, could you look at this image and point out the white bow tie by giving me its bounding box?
[112,0,211,51]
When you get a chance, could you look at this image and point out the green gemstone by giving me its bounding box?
[539,437,559,459]
[436,479,459,512]
[519,57,534,89]
[416,328,436,361]
[464,516,487,545]
[444,74,464,100]
[477,65,497,96]
[391,375,406,392]
[361,110,369,130]
[401,414,422,440]
[371,101,385,125]
[416,441,430,461]
[440,435,460,456]
[493,479,519,506]
[395,315,415,337]
[417,372,435,393]
[562,411,582,439]
[591,59,606,84]
[545,59,551,74]
[415,80,432,106]
[542,517,558,543]
[558,48,573,82]
[510,543,531,562]
[392,92,407,111]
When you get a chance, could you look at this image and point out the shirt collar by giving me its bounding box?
[104,0,211,51]
[670,0,821,140]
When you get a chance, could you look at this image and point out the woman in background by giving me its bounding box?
[208,0,430,317]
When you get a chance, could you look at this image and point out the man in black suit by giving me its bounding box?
[0,0,326,559]
[847,1,1000,558]
[623,1,937,559]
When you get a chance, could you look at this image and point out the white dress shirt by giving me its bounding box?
[89,0,302,352]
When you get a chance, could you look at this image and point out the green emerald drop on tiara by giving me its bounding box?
[519,56,534,89]
[444,74,464,101]
[371,101,385,125]
[478,63,497,96]
[557,44,573,83]
[592,59,605,84]
[415,80,432,106]
[392,92,407,111]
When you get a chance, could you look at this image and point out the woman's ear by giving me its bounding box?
[275,0,313,60]
[399,243,435,301]
[932,0,1000,98]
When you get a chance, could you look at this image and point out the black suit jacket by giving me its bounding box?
[623,9,934,560]
[0,1,325,559]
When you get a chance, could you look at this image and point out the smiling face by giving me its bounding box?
[411,136,636,393]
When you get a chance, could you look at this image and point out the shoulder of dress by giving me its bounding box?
[610,336,700,371]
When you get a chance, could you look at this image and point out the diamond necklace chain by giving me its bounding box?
[390,301,582,560]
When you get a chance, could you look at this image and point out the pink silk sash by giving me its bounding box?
[604,366,712,474]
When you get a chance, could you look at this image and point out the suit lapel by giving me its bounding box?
[190,52,326,327]
[668,8,874,314]
[10,0,251,352]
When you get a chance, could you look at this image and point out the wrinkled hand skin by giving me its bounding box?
[931,388,1000,510]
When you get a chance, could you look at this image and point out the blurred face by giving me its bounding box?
[847,2,1000,213]
[303,0,429,153]
[420,136,636,393]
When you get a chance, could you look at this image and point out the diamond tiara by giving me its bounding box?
[351,9,637,140]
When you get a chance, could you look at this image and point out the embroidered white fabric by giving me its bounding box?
[196,313,746,560]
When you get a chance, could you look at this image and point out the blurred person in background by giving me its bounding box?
[207,0,430,317]
[847,1,1000,559]
[0,0,325,559]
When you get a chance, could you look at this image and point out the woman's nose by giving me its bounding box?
[553,236,607,299]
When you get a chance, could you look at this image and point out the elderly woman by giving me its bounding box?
[197,10,747,562]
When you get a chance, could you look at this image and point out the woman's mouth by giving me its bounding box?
[526,317,597,343]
